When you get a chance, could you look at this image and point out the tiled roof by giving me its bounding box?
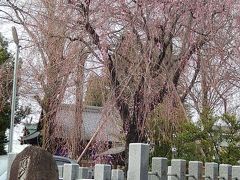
[24,124,38,134]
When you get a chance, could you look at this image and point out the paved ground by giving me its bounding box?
[0,155,8,180]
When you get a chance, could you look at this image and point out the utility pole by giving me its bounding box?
[8,26,19,153]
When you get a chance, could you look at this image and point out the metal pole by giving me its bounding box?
[8,27,19,153]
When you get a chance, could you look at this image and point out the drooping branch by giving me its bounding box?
[181,54,201,102]
[173,38,206,87]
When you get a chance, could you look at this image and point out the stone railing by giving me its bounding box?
[58,164,123,180]
[5,143,240,180]
[58,143,240,180]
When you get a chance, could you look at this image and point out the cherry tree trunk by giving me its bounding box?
[71,61,85,159]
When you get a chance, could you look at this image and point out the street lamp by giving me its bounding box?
[8,26,20,153]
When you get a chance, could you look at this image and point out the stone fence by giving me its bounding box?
[4,143,240,180]
[58,143,240,180]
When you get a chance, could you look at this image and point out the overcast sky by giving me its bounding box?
[0,22,15,49]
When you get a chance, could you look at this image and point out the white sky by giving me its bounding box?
[0,22,16,51]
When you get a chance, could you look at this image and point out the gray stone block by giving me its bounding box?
[205,162,218,180]
[88,167,94,178]
[111,169,124,180]
[127,143,149,180]
[151,157,168,180]
[63,164,80,180]
[189,161,203,180]
[78,167,90,179]
[148,174,152,180]
[232,166,240,180]
[58,165,64,178]
[168,166,172,180]
[171,159,186,180]
[94,164,111,180]
[219,164,232,180]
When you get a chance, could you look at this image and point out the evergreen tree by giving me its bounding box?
[175,112,240,164]
[148,104,240,164]
[0,34,12,155]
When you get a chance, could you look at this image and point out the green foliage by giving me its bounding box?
[175,120,215,162]
[175,112,240,164]
[148,105,240,164]
[84,73,108,107]
[0,105,11,154]
[0,34,11,155]
[218,114,240,164]
[147,102,188,160]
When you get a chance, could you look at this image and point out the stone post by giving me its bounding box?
[58,165,64,179]
[188,161,203,180]
[111,169,124,180]
[94,164,111,180]
[88,167,94,179]
[151,157,168,180]
[232,166,240,180]
[127,143,149,180]
[219,164,232,180]
[78,167,91,179]
[205,162,218,180]
[171,159,186,180]
[63,164,80,180]
[167,166,172,180]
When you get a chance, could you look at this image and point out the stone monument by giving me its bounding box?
[9,146,58,180]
